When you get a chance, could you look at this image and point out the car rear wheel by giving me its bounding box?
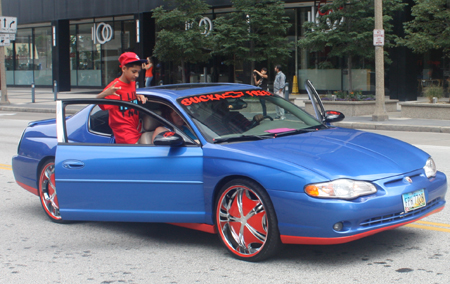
[215,179,281,261]
[39,160,63,223]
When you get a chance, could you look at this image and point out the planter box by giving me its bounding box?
[400,102,450,120]
[304,99,398,117]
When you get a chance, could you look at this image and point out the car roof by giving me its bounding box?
[137,83,260,100]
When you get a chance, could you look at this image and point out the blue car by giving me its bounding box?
[12,81,447,261]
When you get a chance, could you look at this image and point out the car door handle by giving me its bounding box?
[62,160,85,169]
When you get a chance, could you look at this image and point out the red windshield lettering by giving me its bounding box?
[199,95,209,102]
[181,98,191,106]
[191,97,201,104]
[246,90,272,97]
[221,91,244,99]
[206,94,219,101]
[180,90,269,106]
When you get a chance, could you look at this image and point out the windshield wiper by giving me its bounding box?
[274,126,324,138]
[213,134,273,144]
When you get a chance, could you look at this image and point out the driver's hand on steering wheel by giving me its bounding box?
[253,114,264,122]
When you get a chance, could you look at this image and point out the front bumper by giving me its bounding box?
[269,170,447,244]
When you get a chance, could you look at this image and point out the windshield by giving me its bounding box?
[177,89,325,143]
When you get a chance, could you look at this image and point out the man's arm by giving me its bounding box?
[280,73,286,88]
[273,74,280,92]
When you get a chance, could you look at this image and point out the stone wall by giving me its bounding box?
[304,100,399,117]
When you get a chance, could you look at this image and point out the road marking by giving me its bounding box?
[0,163,12,170]
[406,220,450,233]
[417,220,450,228]
[0,113,16,116]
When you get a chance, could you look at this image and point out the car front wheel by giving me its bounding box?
[39,160,64,223]
[215,179,281,261]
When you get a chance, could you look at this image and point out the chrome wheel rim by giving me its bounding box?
[217,185,267,257]
[40,163,61,220]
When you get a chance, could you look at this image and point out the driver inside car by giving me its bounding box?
[205,99,264,136]
[152,106,198,143]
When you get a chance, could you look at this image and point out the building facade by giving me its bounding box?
[3,0,445,100]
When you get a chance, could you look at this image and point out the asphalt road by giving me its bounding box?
[1,112,449,284]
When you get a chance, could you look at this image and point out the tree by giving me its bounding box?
[399,0,450,58]
[298,0,405,92]
[212,0,292,83]
[152,0,212,83]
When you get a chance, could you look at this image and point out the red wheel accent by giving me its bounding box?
[216,180,280,261]
[39,161,63,222]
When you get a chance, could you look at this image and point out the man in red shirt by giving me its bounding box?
[97,52,148,144]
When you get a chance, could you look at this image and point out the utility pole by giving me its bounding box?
[0,0,10,105]
[372,0,388,121]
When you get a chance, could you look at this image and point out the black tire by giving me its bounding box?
[215,179,281,261]
[38,160,65,223]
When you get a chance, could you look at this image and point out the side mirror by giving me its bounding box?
[324,110,345,123]
[153,131,185,146]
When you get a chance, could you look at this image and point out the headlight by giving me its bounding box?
[305,179,377,199]
[423,157,437,178]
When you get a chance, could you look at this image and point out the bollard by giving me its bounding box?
[136,81,139,89]
[284,82,289,101]
[31,82,35,103]
[284,83,290,115]
[432,97,437,104]
[53,80,58,101]
[159,80,163,85]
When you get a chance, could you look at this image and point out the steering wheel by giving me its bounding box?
[261,115,274,121]
[249,115,274,129]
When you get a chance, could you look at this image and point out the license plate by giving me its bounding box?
[402,189,426,213]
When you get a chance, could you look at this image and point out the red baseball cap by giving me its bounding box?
[118,52,147,67]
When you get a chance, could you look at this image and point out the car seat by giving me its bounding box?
[138,110,162,144]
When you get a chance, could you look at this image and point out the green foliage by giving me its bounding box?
[298,0,405,63]
[152,0,212,66]
[399,0,450,58]
[423,85,444,102]
[330,90,375,101]
[212,0,292,65]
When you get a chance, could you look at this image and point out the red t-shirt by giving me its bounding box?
[99,79,141,144]
[145,65,153,78]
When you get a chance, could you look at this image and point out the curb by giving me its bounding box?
[0,106,79,115]
[334,122,450,133]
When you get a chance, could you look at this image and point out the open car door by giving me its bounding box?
[304,79,345,124]
[54,99,205,223]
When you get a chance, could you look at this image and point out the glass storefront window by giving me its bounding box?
[14,28,34,85]
[34,27,53,85]
[70,18,137,87]
[70,25,77,86]
[77,23,101,86]
[297,7,373,93]
[102,21,122,86]
[5,43,14,85]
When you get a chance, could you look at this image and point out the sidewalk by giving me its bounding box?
[0,87,100,114]
[1,87,450,133]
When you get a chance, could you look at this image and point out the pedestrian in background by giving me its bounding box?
[253,67,268,116]
[273,64,286,120]
[143,57,154,87]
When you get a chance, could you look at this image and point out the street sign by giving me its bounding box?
[373,29,384,46]
[0,34,11,46]
[0,16,17,33]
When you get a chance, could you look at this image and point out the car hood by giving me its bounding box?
[214,127,429,181]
